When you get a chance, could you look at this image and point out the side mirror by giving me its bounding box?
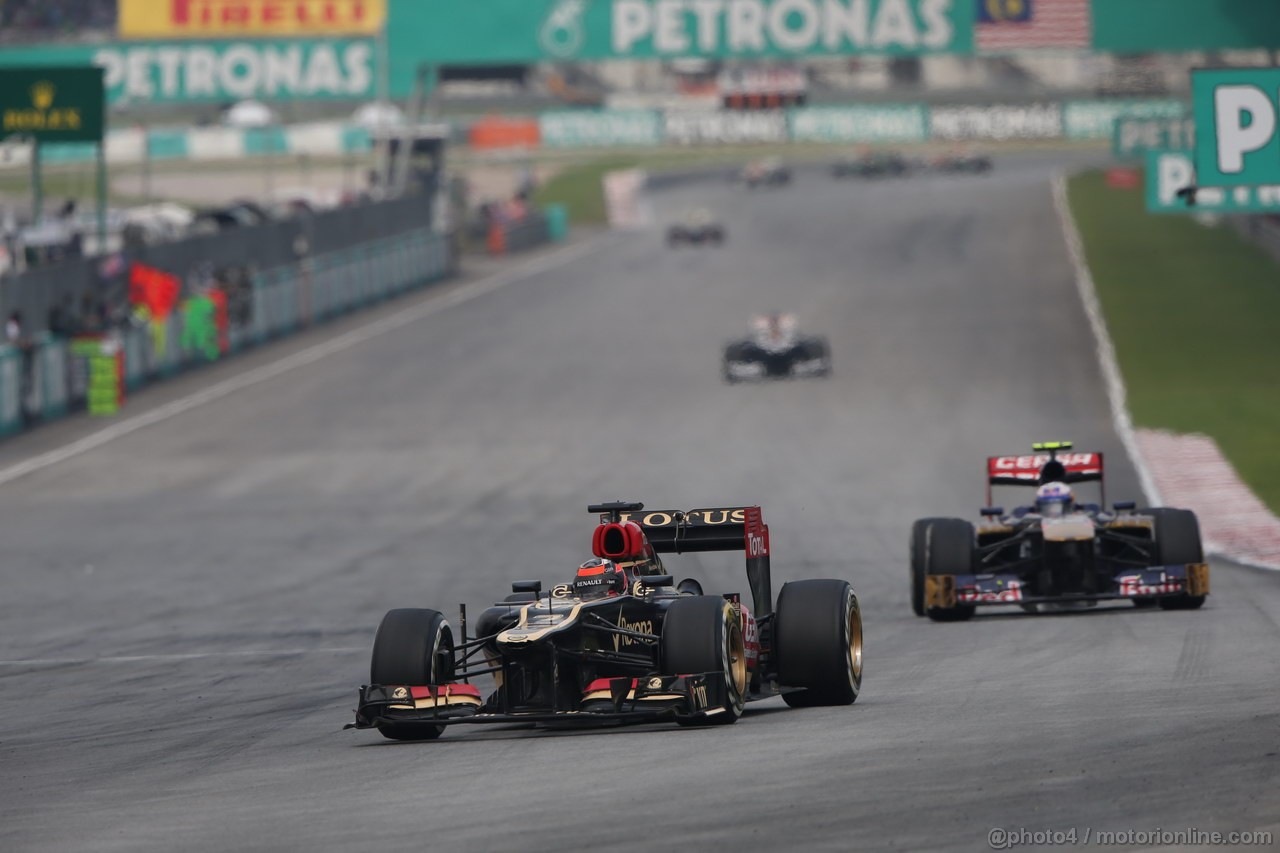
[512,580,542,594]
[676,578,704,596]
[638,574,673,587]
[1113,501,1136,512]
[980,507,1004,517]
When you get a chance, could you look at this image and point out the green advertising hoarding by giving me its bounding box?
[788,104,927,143]
[1146,150,1280,214]
[1063,99,1186,141]
[1191,68,1280,189]
[1093,0,1280,53]
[539,110,663,147]
[0,39,375,104]
[0,66,104,142]
[390,0,973,90]
[1112,115,1194,161]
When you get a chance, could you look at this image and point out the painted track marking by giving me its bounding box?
[0,237,606,488]
[0,647,366,667]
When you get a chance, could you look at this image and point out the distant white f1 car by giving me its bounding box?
[723,314,831,382]
[667,208,725,246]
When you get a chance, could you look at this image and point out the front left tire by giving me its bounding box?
[662,596,747,725]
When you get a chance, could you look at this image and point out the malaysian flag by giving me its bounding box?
[975,0,1093,53]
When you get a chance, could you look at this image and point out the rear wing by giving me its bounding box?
[985,450,1105,506]
[988,450,1100,504]
[590,503,773,617]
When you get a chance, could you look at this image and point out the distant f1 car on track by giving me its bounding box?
[723,313,832,382]
[350,502,863,739]
[831,152,912,179]
[929,150,993,174]
[910,441,1209,622]
[667,209,725,246]
[738,158,792,188]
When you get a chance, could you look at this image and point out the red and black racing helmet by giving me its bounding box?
[573,558,627,599]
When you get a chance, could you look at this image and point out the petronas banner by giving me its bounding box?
[391,0,973,70]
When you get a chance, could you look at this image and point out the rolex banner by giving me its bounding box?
[0,67,104,143]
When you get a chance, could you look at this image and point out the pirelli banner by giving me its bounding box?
[119,0,386,40]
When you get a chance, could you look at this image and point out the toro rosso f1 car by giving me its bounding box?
[723,313,832,382]
[910,442,1209,622]
[350,502,863,740]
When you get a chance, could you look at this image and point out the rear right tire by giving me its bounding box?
[921,518,976,622]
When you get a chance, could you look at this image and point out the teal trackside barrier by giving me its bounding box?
[123,327,148,389]
[0,347,22,435]
[545,204,568,242]
[40,337,69,419]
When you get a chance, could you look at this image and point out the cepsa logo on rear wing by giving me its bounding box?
[610,507,769,557]
[986,453,1104,485]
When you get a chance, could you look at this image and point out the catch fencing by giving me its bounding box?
[0,227,451,436]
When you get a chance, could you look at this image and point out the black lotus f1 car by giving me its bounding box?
[723,313,831,382]
[351,502,863,740]
[832,152,912,179]
[930,151,992,174]
[910,442,1209,622]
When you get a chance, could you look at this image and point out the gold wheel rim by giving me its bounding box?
[726,618,747,697]
[849,599,863,683]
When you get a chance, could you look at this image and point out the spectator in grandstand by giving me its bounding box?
[0,0,116,41]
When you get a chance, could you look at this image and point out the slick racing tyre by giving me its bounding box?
[776,579,863,707]
[370,608,456,741]
[1149,508,1207,610]
[923,519,976,622]
[909,518,945,617]
[662,596,747,725]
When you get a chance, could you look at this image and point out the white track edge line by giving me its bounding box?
[1052,172,1278,573]
[0,647,366,667]
[0,237,607,488]
[1051,172,1162,507]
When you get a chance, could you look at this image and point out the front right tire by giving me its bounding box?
[776,579,863,707]
[370,608,455,741]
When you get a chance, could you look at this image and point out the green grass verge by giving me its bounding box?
[1067,170,1280,513]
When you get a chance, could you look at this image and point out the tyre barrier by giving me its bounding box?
[0,228,452,437]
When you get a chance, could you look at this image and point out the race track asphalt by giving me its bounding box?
[1,152,1277,852]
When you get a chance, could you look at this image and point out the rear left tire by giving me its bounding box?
[1149,508,1206,610]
